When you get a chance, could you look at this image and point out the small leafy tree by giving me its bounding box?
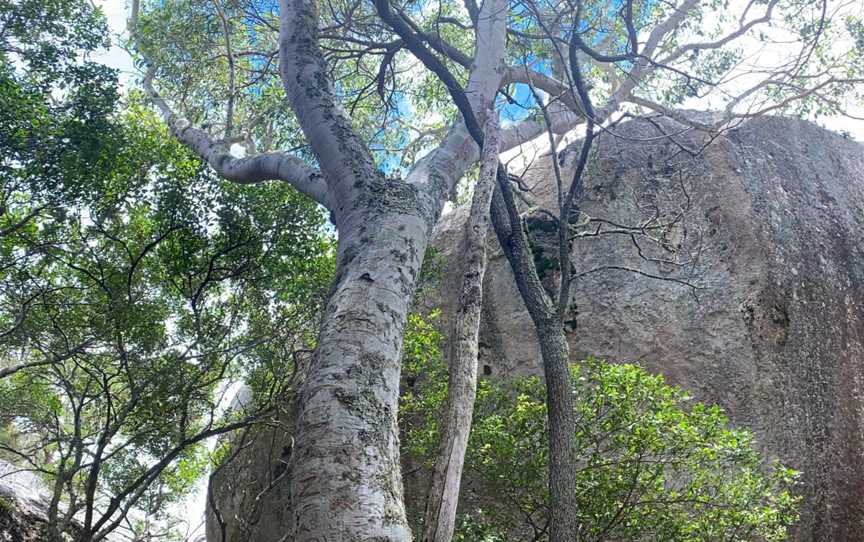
[401,322,800,542]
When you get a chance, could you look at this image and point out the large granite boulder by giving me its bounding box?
[0,460,56,541]
[429,114,864,541]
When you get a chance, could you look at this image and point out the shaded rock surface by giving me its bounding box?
[204,385,294,542]
[205,423,293,542]
[428,114,864,542]
[0,460,53,541]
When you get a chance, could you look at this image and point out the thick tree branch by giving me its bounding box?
[422,114,499,542]
[279,0,378,213]
[403,0,509,199]
[142,73,332,208]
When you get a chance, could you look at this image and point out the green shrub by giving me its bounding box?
[401,328,800,542]
[0,494,13,514]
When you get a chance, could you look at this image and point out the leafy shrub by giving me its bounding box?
[401,319,800,541]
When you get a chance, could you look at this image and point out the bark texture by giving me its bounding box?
[534,321,579,542]
[489,162,581,542]
[273,0,470,536]
[286,207,428,540]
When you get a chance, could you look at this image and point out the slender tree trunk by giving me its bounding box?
[286,203,430,541]
[535,320,579,542]
[46,480,65,542]
[46,460,73,542]
[422,117,499,542]
[489,179,580,542]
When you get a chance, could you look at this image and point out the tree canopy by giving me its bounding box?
[135,0,864,173]
[0,3,333,539]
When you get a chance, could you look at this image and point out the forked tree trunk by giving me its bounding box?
[489,180,580,542]
[422,116,499,542]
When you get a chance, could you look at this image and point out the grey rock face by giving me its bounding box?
[205,423,293,542]
[0,460,53,541]
[204,383,293,542]
[430,115,864,542]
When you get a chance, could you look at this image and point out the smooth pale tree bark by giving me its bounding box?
[273,0,522,538]
[422,115,500,542]
[369,0,586,537]
[277,1,447,537]
[286,206,428,539]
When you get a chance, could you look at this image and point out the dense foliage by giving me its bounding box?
[0,2,333,539]
[401,315,800,542]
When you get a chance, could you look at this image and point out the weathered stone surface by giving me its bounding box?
[430,114,864,541]
[204,385,294,542]
[205,423,293,542]
[0,460,53,541]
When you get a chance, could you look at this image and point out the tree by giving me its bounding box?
[0,97,333,541]
[130,0,863,539]
[133,0,541,538]
[422,114,499,542]
[0,0,119,380]
[0,4,334,537]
